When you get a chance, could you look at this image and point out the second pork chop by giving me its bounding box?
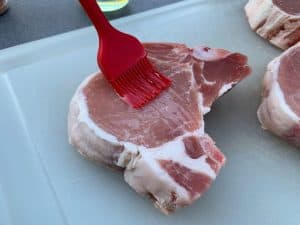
[258,42,300,146]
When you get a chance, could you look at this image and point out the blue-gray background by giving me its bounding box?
[0,0,182,49]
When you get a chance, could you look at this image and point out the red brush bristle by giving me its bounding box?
[111,57,171,108]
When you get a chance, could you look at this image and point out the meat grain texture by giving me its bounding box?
[245,0,300,49]
[68,43,251,214]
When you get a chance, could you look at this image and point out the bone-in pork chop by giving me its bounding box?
[68,43,251,214]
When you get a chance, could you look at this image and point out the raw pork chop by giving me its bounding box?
[245,0,300,49]
[68,43,251,214]
[258,42,300,146]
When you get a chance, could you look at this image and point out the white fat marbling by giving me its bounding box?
[197,92,210,115]
[141,138,216,179]
[268,55,299,121]
[257,44,300,136]
[218,82,236,97]
[75,74,214,176]
[245,0,300,49]
[192,46,230,61]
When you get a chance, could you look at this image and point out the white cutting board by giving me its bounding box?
[0,0,299,225]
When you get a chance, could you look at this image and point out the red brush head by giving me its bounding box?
[110,57,172,108]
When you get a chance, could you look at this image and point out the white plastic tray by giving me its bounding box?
[0,0,299,224]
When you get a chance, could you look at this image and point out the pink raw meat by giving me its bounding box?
[258,42,300,147]
[68,43,251,214]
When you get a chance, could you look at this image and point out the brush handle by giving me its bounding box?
[79,0,114,35]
